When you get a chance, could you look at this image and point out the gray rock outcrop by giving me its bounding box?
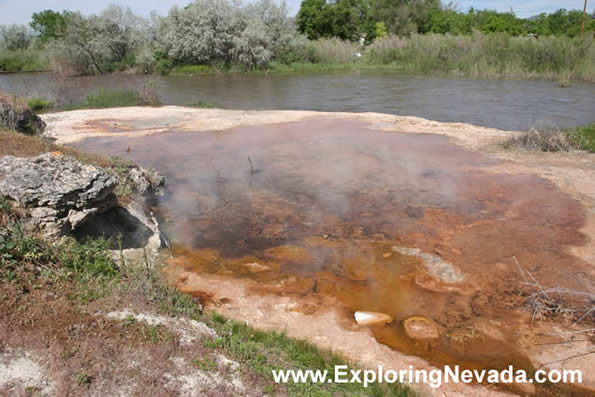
[0,153,118,237]
[0,96,46,134]
[127,167,165,196]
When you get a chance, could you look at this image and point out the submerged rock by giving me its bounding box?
[392,246,463,283]
[403,316,440,348]
[243,262,271,273]
[354,311,393,326]
[0,153,117,237]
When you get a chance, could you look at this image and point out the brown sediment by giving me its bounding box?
[71,115,595,396]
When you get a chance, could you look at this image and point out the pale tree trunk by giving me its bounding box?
[581,0,588,37]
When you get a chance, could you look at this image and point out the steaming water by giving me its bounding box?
[1,71,594,130]
[74,117,590,381]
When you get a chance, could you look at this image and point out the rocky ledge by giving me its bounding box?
[0,94,46,135]
[0,152,164,262]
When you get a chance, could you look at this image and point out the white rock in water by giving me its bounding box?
[354,311,393,326]
[243,262,271,273]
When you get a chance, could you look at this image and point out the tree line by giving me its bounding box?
[0,0,593,76]
[297,0,594,40]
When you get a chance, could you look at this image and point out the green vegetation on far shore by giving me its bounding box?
[566,122,595,152]
[0,48,48,73]
[0,1,593,82]
[65,89,160,110]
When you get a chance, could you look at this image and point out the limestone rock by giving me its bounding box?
[0,153,117,237]
[403,316,440,348]
[392,246,463,283]
[243,262,271,273]
[0,95,46,134]
[127,166,165,196]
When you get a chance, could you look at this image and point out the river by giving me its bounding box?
[1,71,594,131]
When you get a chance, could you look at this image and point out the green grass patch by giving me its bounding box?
[171,64,217,74]
[68,89,159,110]
[267,61,367,73]
[192,356,218,371]
[203,312,411,396]
[185,100,218,108]
[27,97,52,113]
[566,122,595,153]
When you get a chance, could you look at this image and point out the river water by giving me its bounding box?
[1,71,593,131]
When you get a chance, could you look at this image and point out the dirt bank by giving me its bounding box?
[43,107,595,396]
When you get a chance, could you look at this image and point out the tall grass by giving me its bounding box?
[310,38,361,64]
[366,32,595,81]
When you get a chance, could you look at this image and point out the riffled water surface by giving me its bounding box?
[1,71,593,130]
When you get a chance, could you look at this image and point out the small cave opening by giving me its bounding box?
[73,207,153,250]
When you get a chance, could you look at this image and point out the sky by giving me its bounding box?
[0,0,592,25]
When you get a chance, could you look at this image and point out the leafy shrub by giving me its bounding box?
[274,35,320,64]
[27,97,51,112]
[157,0,293,70]
[0,48,48,72]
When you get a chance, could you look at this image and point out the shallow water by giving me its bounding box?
[1,71,594,130]
[75,117,591,384]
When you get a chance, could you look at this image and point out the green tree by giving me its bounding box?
[297,0,371,41]
[369,0,441,36]
[30,10,71,43]
[297,0,331,39]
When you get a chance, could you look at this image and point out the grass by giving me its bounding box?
[0,129,114,168]
[566,122,595,153]
[185,100,218,108]
[66,89,160,110]
[367,33,595,82]
[202,313,411,396]
[171,64,217,74]
[27,97,52,113]
[502,122,595,153]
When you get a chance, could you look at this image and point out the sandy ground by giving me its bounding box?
[41,107,595,396]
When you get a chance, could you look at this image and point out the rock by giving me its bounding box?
[0,153,117,237]
[354,311,393,326]
[0,94,46,135]
[392,246,463,283]
[243,262,271,273]
[127,166,165,196]
[403,316,440,348]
